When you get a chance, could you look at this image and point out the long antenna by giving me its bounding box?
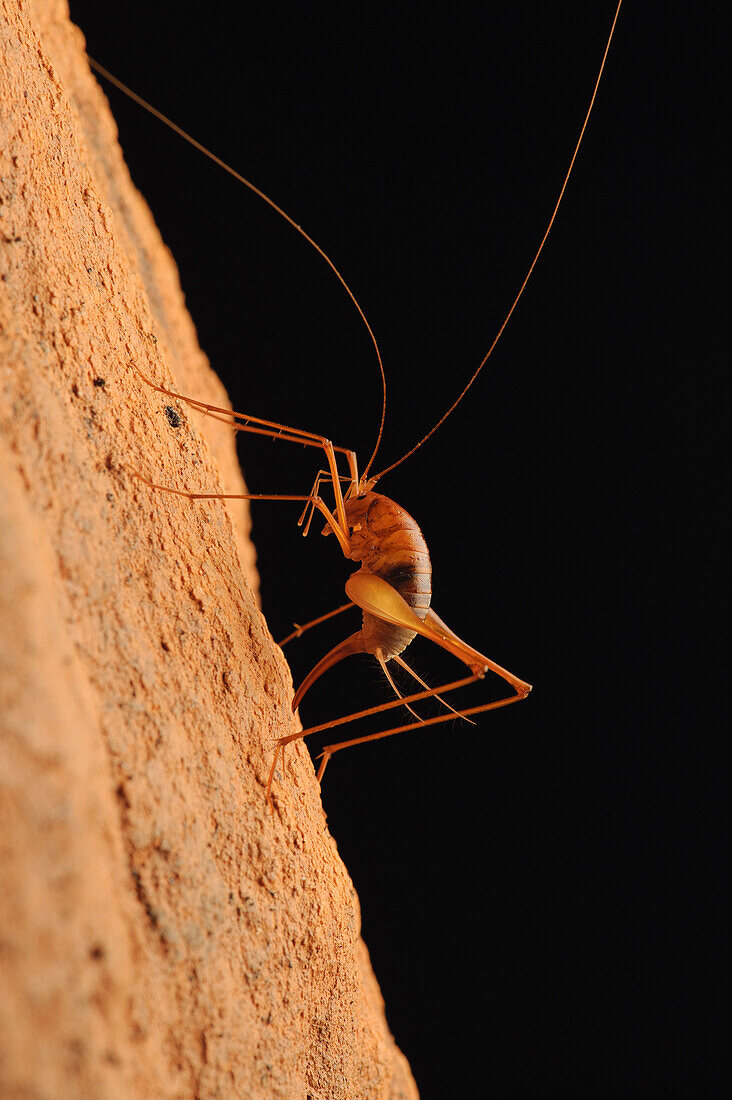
[85,55,387,477]
[371,0,624,482]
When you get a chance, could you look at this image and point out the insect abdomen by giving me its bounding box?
[345,492,432,658]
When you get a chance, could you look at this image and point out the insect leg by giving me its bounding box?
[266,744,283,810]
[132,472,353,556]
[315,688,526,784]
[345,573,532,691]
[133,364,356,536]
[277,674,478,757]
[298,470,352,535]
[267,673,525,799]
[278,602,356,647]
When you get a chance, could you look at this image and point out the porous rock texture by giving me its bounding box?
[0,2,418,1097]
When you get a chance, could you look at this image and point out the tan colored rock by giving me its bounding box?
[0,2,418,1097]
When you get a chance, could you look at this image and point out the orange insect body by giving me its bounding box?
[346,491,431,658]
[288,489,439,715]
[88,1,623,795]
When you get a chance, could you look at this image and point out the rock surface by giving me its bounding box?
[0,2,417,1096]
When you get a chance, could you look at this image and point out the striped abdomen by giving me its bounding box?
[344,491,432,659]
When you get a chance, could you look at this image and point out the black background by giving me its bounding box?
[69,2,718,1095]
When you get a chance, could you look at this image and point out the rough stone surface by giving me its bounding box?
[0,2,418,1097]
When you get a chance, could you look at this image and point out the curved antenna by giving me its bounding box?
[85,55,387,477]
[372,0,623,482]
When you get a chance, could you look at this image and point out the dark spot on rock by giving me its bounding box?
[165,405,181,428]
[129,868,163,937]
[115,782,130,812]
[93,376,106,387]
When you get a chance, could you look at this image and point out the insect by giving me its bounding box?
[88,2,623,799]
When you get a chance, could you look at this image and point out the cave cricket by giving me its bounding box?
[87,2,623,801]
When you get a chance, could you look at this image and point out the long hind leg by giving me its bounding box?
[266,672,489,801]
[314,688,527,783]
